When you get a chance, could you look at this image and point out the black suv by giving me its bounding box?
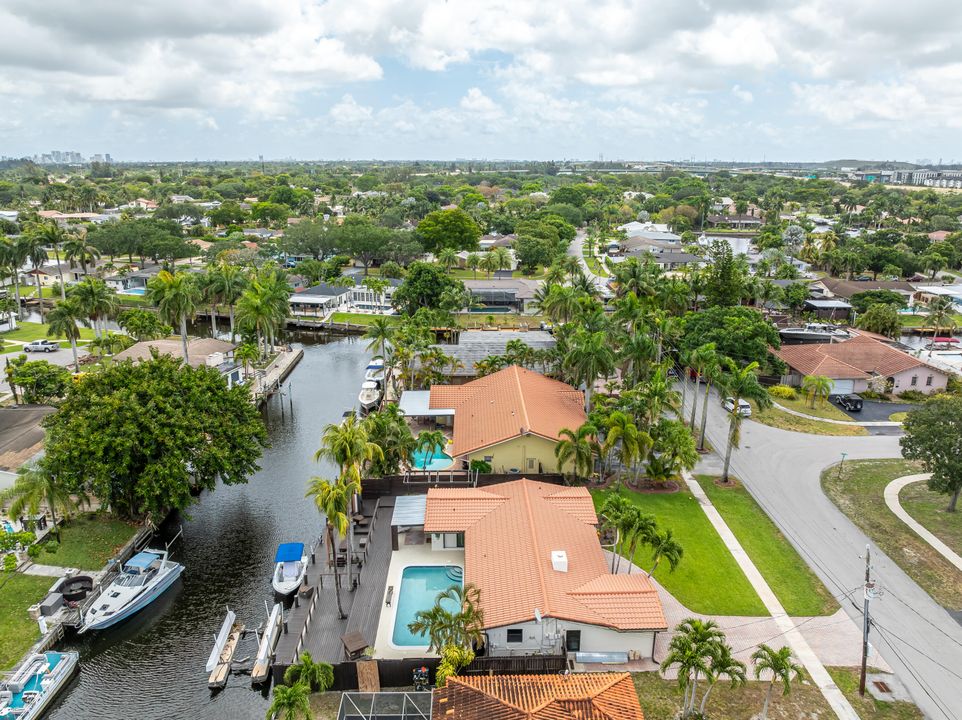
[834,393,863,412]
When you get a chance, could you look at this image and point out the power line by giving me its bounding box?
[871,623,954,720]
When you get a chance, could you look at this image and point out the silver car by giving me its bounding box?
[721,397,752,417]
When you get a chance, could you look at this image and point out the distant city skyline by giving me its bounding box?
[1,1,960,163]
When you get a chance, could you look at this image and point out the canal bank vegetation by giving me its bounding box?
[44,513,138,570]
[0,573,55,669]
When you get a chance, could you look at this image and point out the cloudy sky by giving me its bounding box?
[1,0,958,162]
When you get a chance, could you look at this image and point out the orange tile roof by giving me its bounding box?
[432,673,644,720]
[424,479,666,632]
[428,366,586,457]
[774,333,944,379]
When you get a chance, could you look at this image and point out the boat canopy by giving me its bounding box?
[934,337,959,343]
[125,551,160,570]
[275,543,305,563]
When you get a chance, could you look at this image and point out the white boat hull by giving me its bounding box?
[81,564,183,632]
[271,558,308,597]
[0,652,78,720]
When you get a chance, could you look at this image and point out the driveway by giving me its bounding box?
[831,398,918,423]
[681,384,962,720]
[568,231,611,296]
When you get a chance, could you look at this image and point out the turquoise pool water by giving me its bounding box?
[392,566,463,646]
[411,444,454,471]
[122,287,146,296]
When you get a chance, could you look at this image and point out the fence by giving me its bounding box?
[275,657,441,692]
[464,654,567,676]
[362,473,566,499]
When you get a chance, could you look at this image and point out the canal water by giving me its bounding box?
[47,334,369,720]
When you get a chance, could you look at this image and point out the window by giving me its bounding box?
[926,376,933,386]
[527,458,536,470]
[484,455,493,463]
[565,630,581,652]
[911,376,918,386]
[443,533,464,549]
[506,629,523,643]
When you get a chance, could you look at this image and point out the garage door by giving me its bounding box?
[830,379,855,395]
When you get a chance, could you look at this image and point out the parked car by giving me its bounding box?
[834,393,863,412]
[23,340,59,353]
[721,397,752,417]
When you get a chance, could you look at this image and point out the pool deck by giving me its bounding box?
[273,499,394,672]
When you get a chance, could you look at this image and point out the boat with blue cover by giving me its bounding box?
[0,651,78,720]
[272,542,308,597]
[80,549,183,632]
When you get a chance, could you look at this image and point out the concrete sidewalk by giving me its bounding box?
[884,473,962,572]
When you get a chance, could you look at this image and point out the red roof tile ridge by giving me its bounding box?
[521,480,551,617]
[514,366,532,433]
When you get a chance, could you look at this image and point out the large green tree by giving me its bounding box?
[391,261,466,316]
[416,208,481,253]
[42,356,267,519]
[902,397,962,511]
[680,306,782,374]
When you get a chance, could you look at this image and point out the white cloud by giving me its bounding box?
[731,85,754,103]
[459,88,503,120]
[328,95,374,126]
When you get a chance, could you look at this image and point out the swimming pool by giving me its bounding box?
[392,566,463,647]
[121,287,147,296]
[411,443,454,471]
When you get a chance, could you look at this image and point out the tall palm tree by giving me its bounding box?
[236,269,289,359]
[598,492,631,571]
[491,246,511,273]
[541,285,580,324]
[602,411,648,483]
[465,253,481,279]
[31,221,69,301]
[647,528,683,577]
[698,353,722,452]
[266,680,313,720]
[801,374,833,408]
[554,423,598,480]
[70,277,118,339]
[0,464,80,540]
[751,644,803,720]
[659,618,726,719]
[315,414,384,487]
[282,651,334,692]
[618,331,657,386]
[46,298,87,371]
[927,295,954,344]
[147,270,200,361]
[564,329,616,412]
[0,237,28,319]
[199,271,221,337]
[235,342,260,382]
[18,233,49,322]
[414,430,446,470]
[305,475,358,619]
[62,233,101,276]
[478,252,498,278]
[620,506,656,575]
[699,642,746,716]
[689,343,718,430]
[408,583,484,653]
[718,360,771,483]
[363,317,395,362]
[208,263,248,341]
[437,248,458,272]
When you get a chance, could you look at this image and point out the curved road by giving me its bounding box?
[685,389,962,720]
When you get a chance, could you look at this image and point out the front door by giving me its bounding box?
[565,630,581,653]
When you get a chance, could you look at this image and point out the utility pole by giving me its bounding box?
[859,544,874,696]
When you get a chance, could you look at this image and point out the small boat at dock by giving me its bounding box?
[207,608,245,690]
[251,603,283,686]
[358,381,382,412]
[80,548,183,633]
[272,543,308,597]
[364,359,385,382]
[779,323,852,343]
[0,651,78,720]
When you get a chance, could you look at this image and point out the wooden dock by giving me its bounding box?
[273,500,394,676]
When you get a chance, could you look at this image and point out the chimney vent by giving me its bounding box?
[551,550,568,573]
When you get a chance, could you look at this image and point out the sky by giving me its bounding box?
[1,0,960,163]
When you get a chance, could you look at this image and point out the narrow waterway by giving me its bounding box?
[47,334,369,720]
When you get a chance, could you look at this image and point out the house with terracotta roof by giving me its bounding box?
[379,478,667,660]
[774,331,951,395]
[399,365,587,474]
[432,672,645,720]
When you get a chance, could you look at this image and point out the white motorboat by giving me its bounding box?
[779,323,852,343]
[364,359,385,382]
[0,651,78,720]
[358,380,382,411]
[80,549,183,632]
[272,543,308,596]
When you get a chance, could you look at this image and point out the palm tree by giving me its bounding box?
[602,411,648,483]
[541,285,580,324]
[363,317,395,362]
[718,360,771,483]
[491,246,511,273]
[62,233,101,276]
[70,277,118,339]
[305,475,358,619]
[465,253,481,279]
[283,651,334,692]
[698,353,722,452]
[199,271,221,337]
[414,430,446,470]
[689,343,718,431]
[554,423,598,480]
[235,342,260,383]
[751,644,803,720]
[19,233,49,322]
[437,248,458,272]
[659,618,725,718]
[564,329,616,412]
[236,268,289,359]
[479,252,498,278]
[46,298,87,371]
[315,414,384,488]
[647,528,683,577]
[699,642,746,716]
[266,680,312,720]
[927,295,954,344]
[208,263,248,340]
[0,464,80,540]
[31,221,69,301]
[598,492,631,571]
[801,374,833,408]
[619,506,656,575]
[0,237,28,319]
[408,583,484,653]
[147,270,199,361]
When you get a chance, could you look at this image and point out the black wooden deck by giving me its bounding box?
[274,500,394,670]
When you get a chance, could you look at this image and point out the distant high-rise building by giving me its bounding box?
[105,153,112,163]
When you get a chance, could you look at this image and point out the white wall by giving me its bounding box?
[485,619,656,659]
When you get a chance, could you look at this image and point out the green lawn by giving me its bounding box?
[327,312,401,327]
[900,480,962,557]
[447,268,546,280]
[697,476,838,616]
[821,459,962,609]
[773,394,856,422]
[591,487,767,616]
[2,321,96,344]
[889,411,908,422]
[899,312,962,328]
[0,574,55,669]
[43,513,138,571]
[750,402,868,436]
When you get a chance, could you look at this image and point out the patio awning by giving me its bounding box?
[398,390,453,417]
[392,495,427,527]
